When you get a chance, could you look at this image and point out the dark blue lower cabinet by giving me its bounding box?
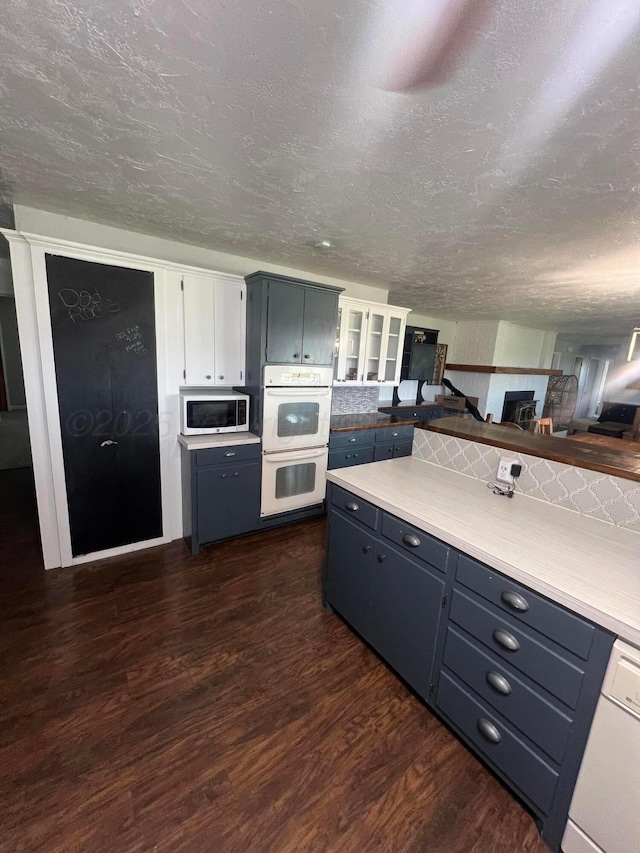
[182,445,261,555]
[328,446,375,470]
[436,671,559,815]
[324,510,375,641]
[197,461,260,545]
[328,427,413,470]
[325,498,445,702]
[369,545,444,701]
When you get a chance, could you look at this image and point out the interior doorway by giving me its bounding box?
[0,237,42,586]
[575,357,600,419]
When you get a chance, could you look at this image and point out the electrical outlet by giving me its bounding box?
[497,457,516,485]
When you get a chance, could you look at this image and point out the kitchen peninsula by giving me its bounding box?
[424,417,640,482]
[324,438,640,852]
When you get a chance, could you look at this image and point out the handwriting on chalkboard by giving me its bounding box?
[58,287,121,323]
[115,325,148,355]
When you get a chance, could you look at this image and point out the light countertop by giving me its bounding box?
[178,432,261,450]
[327,456,640,647]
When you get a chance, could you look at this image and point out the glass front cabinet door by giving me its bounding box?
[334,299,368,383]
[335,298,409,386]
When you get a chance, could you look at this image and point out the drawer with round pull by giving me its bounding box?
[194,443,261,467]
[456,554,595,660]
[328,430,376,450]
[381,513,450,573]
[436,670,559,815]
[330,485,379,530]
[442,625,572,763]
[374,424,414,444]
[449,590,585,709]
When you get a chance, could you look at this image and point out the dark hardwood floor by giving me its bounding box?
[0,513,549,852]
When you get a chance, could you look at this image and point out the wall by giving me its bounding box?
[413,430,640,533]
[448,320,500,364]
[0,296,26,407]
[493,323,556,368]
[13,206,389,303]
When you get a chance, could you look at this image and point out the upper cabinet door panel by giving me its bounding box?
[214,279,246,385]
[183,274,246,386]
[266,281,305,364]
[301,288,339,365]
[183,275,215,385]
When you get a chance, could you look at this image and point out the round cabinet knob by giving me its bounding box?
[221,473,227,479]
[234,472,239,477]
[362,545,371,554]
[377,554,386,563]
[293,353,300,359]
[205,374,211,380]
[218,375,224,380]
[304,354,310,359]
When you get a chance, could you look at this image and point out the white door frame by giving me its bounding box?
[0,230,183,568]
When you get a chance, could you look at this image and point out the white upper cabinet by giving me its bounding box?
[182,273,246,386]
[334,297,410,386]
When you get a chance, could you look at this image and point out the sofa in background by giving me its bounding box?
[574,401,639,439]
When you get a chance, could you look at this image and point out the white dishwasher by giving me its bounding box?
[562,639,640,853]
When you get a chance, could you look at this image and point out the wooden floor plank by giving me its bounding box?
[0,486,549,852]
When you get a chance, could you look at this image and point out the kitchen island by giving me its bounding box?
[324,455,639,852]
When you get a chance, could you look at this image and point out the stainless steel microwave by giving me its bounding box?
[180,390,250,435]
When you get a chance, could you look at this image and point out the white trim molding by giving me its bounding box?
[0,228,245,568]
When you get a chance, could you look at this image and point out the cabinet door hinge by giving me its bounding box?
[429,682,435,697]
[240,290,243,301]
[181,279,184,291]
[183,369,186,380]
[441,593,448,608]
[240,369,243,380]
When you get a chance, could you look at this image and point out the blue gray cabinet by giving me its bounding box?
[323,484,615,853]
[245,272,342,370]
[324,484,448,703]
[328,424,414,470]
[379,405,444,422]
[181,442,261,555]
[434,557,614,852]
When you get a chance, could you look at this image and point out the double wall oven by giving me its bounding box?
[260,366,333,517]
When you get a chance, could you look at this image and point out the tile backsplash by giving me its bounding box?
[413,429,640,533]
[331,386,380,415]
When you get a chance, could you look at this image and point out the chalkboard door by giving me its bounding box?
[46,254,162,557]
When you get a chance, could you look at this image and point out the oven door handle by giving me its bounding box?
[265,388,331,398]
[263,448,327,463]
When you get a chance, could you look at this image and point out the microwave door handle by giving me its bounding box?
[263,448,327,463]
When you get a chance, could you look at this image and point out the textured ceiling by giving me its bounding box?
[1,0,640,343]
